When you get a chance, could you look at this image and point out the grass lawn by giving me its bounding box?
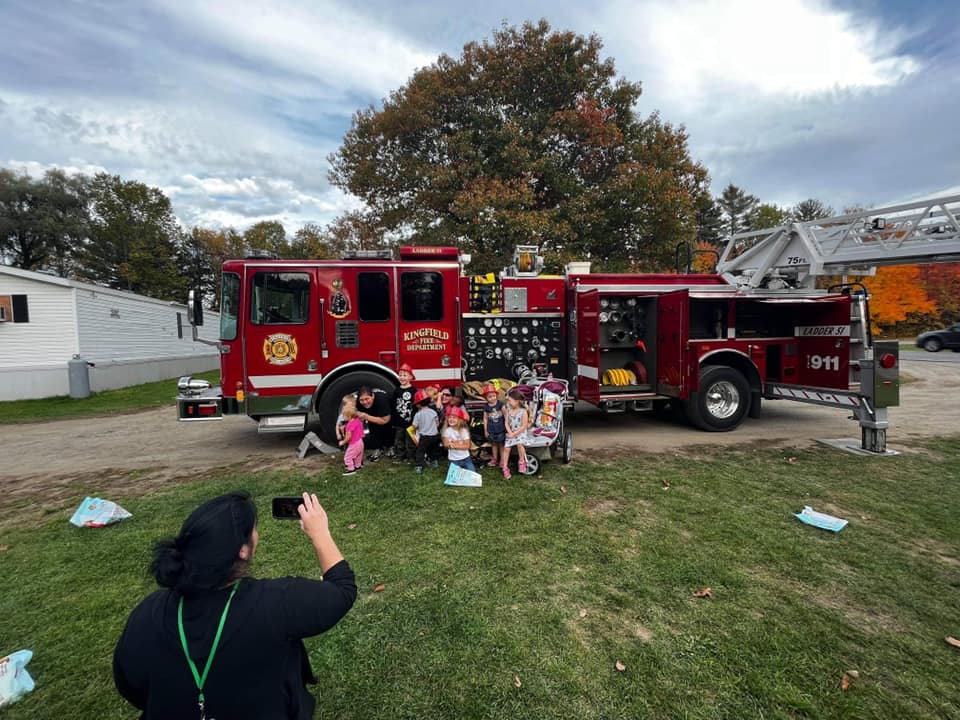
[0,370,220,424]
[1,439,959,719]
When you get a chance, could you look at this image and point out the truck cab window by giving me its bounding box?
[220,273,240,340]
[251,272,310,325]
[358,272,391,322]
[401,271,443,321]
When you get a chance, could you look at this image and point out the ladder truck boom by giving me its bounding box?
[717,193,960,290]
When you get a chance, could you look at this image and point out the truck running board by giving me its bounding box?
[258,415,307,434]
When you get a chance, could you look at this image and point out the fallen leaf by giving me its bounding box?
[513,675,522,688]
[347,523,358,529]
[615,661,626,672]
[841,675,851,691]
[692,587,713,599]
[579,608,587,618]
[0,545,9,552]
[946,636,960,649]
[560,486,567,494]
[373,584,386,593]
[846,670,859,678]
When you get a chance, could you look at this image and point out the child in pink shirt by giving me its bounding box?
[339,403,364,475]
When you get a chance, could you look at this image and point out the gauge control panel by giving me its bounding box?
[462,314,565,381]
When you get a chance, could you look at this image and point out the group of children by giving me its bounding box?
[337,363,531,478]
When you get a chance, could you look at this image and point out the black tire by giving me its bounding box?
[923,338,942,352]
[562,431,573,464]
[686,365,751,432]
[317,370,396,445]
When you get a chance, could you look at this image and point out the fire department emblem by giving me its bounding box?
[328,277,351,319]
[263,333,298,365]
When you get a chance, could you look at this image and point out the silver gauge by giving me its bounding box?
[502,348,513,361]
[626,298,637,307]
[494,347,502,355]
[521,326,529,335]
[485,348,495,359]
[501,327,508,335]
[479,327,486,335]
[484,317,493,327]
[511,327,518,335]
[600,298,609,309]
[467,339,477,350]
[494,318,503,327]
[468,327,476,335]
[540,345,547,353]
[531,319,539,327]
[599,311,609,323]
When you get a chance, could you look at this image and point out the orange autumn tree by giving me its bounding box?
[857,265,936,332]
[918,262,960,326]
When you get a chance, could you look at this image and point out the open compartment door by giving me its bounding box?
[656,289,689,397]
[575,288,601,405]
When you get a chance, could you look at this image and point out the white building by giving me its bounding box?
[0,265,221,401]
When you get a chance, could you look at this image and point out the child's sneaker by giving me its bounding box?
[486,459,498,467]
[342,468,357,476]
[502,468,511,479]
[415,466,423,474]
[430,460,439,468]
[518,461,526,474]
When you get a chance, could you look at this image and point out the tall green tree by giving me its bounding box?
[0,170,51,270]
[79,173,185,299]
[329,20,707,272]
[38,169,89,276]
[748,203,790,231]
[792,198,834,222]
[694,192,724,246]
[243,220,288,258]
[717,184,758,237]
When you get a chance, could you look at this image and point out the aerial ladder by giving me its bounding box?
[715,193,960,454]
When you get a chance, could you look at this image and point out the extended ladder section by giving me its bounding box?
[717,194,960,291]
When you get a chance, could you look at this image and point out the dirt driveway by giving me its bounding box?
[1,352,957,523]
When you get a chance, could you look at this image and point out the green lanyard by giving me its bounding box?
[177,582,238,720]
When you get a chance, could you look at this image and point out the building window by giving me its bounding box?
[401,272,443,321]
[251,272,310,325]
[357,272,390,322]
[4,295,30,323]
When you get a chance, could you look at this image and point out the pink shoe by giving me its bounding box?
[502,467,511,479]
[518,461,526,473]
[487,460,498,467]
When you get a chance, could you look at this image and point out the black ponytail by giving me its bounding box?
[151,492,257,594]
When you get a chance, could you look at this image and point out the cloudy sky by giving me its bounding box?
[1,0,958,233]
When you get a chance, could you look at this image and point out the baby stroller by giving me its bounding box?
[513,377,572,475]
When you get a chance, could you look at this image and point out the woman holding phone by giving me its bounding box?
[113,491,356,719]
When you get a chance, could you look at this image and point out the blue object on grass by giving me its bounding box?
[794,506,848,532]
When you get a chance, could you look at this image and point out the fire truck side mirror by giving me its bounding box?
[187,289,204,327]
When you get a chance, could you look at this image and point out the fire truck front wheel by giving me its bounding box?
[317,370,396,445]
[686,365,751,432]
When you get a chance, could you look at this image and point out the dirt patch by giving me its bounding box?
[904,537,960,569]
[583,498,624,517]
[0,353,956,525]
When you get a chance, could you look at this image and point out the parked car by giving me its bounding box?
[916,323,960,352]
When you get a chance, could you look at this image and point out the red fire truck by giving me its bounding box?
[177,194,960,455]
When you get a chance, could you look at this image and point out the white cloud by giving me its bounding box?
[594,0,918,109]
[157,0,436,97]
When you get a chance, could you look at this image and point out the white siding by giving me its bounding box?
[0,275,78,369]
[76,288,220,362]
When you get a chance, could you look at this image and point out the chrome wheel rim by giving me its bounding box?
[705,380,740,419]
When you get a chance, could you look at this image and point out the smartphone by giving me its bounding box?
[272,496,305,520]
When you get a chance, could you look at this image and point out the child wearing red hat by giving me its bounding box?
[442,405,475,472]
[390,363,417,462]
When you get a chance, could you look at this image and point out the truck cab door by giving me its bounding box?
[656,289,689,397]
[396,265,462,387]
[243,266,321,413]
[574,288,601,405]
